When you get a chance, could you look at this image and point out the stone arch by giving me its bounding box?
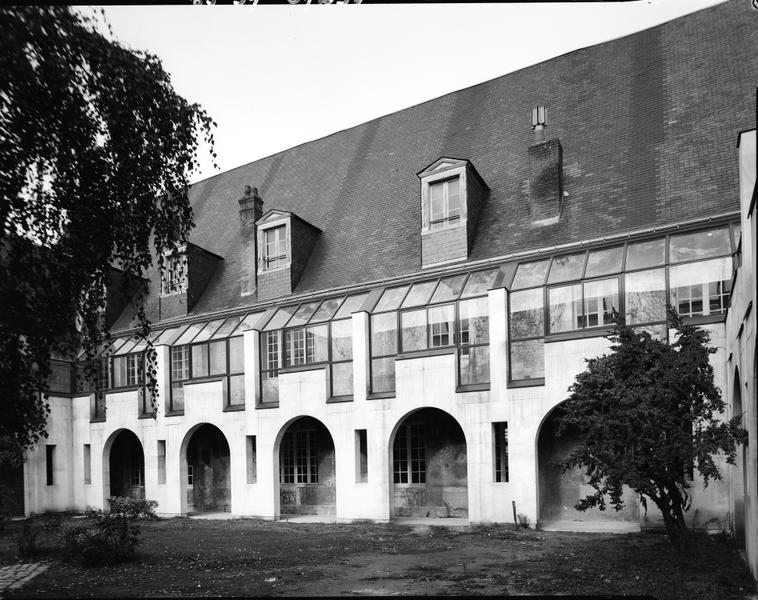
[179,423,231,515]
[388,407,468,519]
[102,428,145,505]
[536,402,638,527]
[274,416,336,517]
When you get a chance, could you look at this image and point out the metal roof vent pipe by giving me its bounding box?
[531,106,547,144]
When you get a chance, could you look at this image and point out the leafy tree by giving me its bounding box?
[559,309,746,554]
[0,7,215,456]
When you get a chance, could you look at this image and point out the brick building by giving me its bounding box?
[18,0,758,578]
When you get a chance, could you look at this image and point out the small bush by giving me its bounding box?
[517,513,531,528]
[63,511,141,566]
[17,513,63,558]
[107,496,158,520]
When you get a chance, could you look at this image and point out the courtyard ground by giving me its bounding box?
[0,517,754,598]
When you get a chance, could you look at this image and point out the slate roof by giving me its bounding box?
[113,0,758,332]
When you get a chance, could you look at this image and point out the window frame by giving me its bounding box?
[160,248,188,296]
[262,223,289,271]
[428,176,462,231]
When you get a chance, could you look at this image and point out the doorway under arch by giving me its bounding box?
[276,416,336,516]
[389,407,468,519]
[106,429,145,500]
[183,424,231,514]
[537,404,638,526]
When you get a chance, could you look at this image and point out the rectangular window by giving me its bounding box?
[625,268,666,325]
[261,331,280,403]
[582,279,618,328]
[83,444,91,485]
[401,308,427,351]
[331,319,353,397]
[45,445,55,486]
[393,423,425,484]
[493,422,509,483]
[264,225,288,269]
[187,464,193,486]
[370,312,397,393]
[549,278,618,333]
[280,430,318,484]
[170,345,190,412]
[162,253,187,295]
[112,355,128,388]
[429,177,460,230]
[669,257,731,317]
[458,296,490,385]
[126,353,143,387]
[510,339,545,381]
[356,430,368,483]
[97,357,110,391]
[209,340,227,376]
[48,360,72,394]
[191,344,209,378]
[157,440,166,484]
[246,436,257,484]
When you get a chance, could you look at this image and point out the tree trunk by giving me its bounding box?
[654,491,694,554]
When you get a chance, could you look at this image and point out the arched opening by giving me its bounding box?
[107,429,145,500]
[537,403,638,526]
[733,368,746,549]
[276,417,336,516]
[389,408,467,519]
[184,424,231,514]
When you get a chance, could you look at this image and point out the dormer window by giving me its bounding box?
[429,177,461,230]
[161,249,187,295]
[264,225,288,270]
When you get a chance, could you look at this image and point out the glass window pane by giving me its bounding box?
[459,296,489,346]
[669,227,731,263]
[585,247,623,278]
[733,223,742,247]
[510,340,544,380]
[191,319,225,344]
[547,253,586,284]
[229,336,244,373]
[400,281,437,308]
[548,284,582,333]
[288,301,321,327]
[625,238,665,270]
[261,331,280,372]
[428,304,454,348]
[510,288,544,339]
[191,344,209,378]
[209,340,227,375]
[632,324,668,342]
[459,345,490,385]
[374,286,409,313]
[582,278,619,328]
[230,312,265,336]
[153,327,184,346]
[170,346,189,381]
[310,297,344,323]
[430,274,467,304]
[512,260,550,289]
[210,315,242,340]
[333,292,369,319]
[171,382,184,412]
[461,268,501,298]
[263,305,298,331]
[331,319,353,361]
[307,324,329,363]
[669,257,731,317]
[174,322,206,346]
[371,357,395,393]
[114,336,139,356]
[113,356,127,387]
[625,268,666,324]
[371,312,398,357]
[401,308,428,351]
[228,374,245,406]
[331,362,353,397]
[261,372,279,403]
[286,328,306,366]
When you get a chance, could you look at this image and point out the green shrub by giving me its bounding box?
[63,511,141,566]
[106,496,158,520]
[17,513,63,558]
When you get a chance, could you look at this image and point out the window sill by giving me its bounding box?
[89,417,107,424]
[681,314,726,326]
[508,378,545,389]
[184,376,225,386]
[327,395,353,404]
[108,385,141,393]
[279,363,327,375]
[421,222,465,235]
[256,401,280,410]
[545,328,613,343]
[138,412,157,420]
[367,391,395,400]
[165,410,185,417]
[456,383,490,393]
[223,405,245,412]
[396,346,456,361]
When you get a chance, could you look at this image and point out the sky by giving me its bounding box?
[91,0,728,183]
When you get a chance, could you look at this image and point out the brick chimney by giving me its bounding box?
[239,185,264,297]
[528,106,563,226]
